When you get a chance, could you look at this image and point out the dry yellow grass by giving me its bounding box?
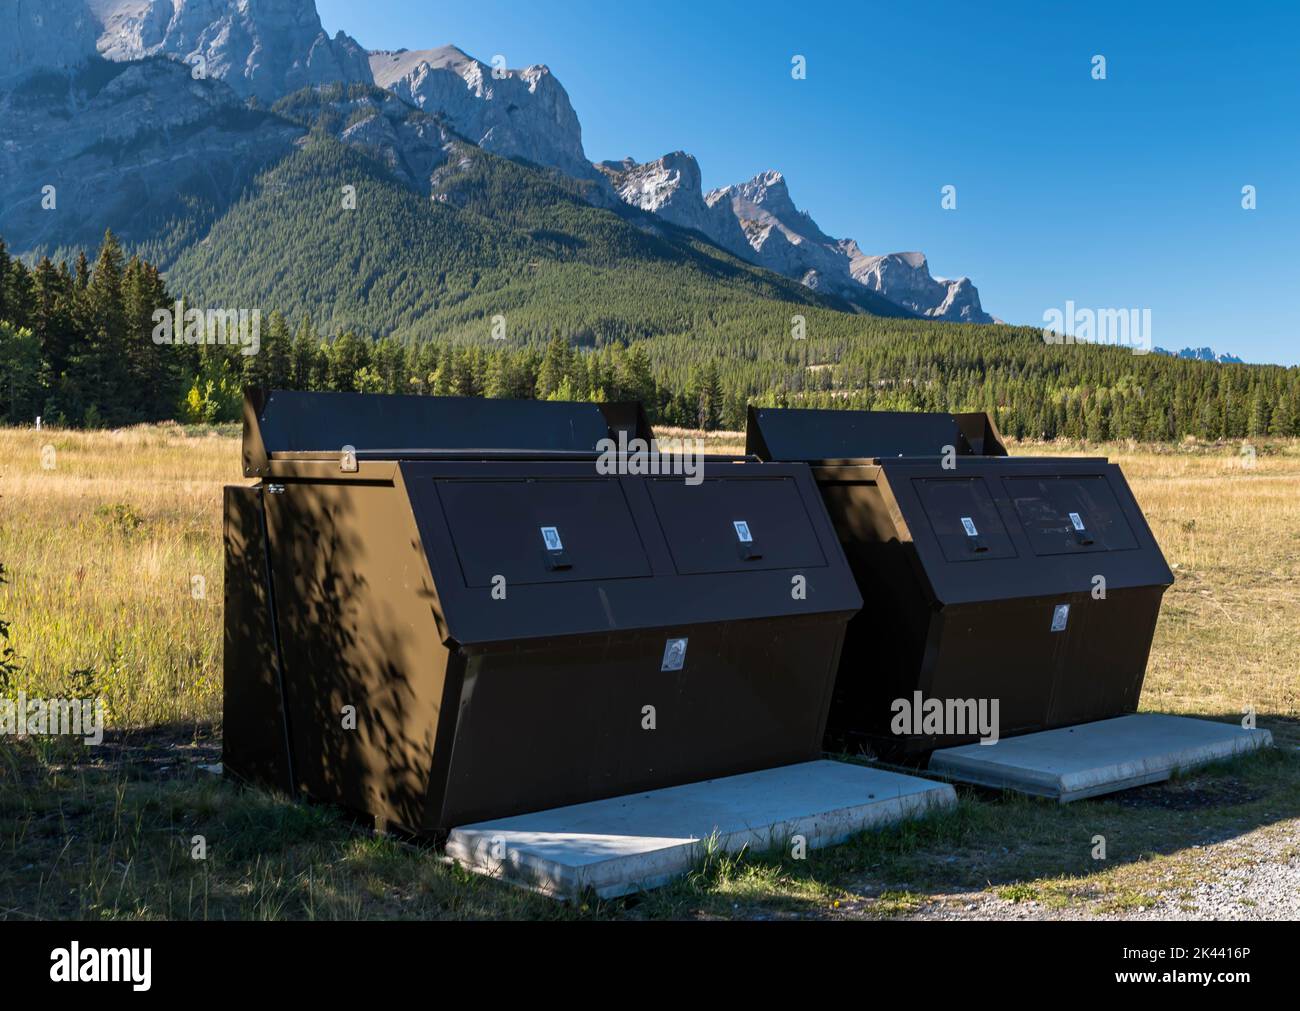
[1,424,1297,920]
[2,426,1297,732]
[0,424,245,726]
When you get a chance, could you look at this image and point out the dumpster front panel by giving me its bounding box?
[433,614,844,827]
[885,460,1172,607]
[1047,585,1163,726]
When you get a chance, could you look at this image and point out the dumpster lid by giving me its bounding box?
[243,389,652,476]
[403,460,863,647]
[875,457,1174,604]
[746,406,1007,462]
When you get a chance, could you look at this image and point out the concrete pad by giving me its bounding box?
[446,760,956,899]
[928,714,1273,802]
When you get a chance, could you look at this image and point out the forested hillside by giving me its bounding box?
[3,224,1297,438]
[3,125,1298,438]
[166,133,902,343]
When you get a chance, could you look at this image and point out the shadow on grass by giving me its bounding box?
[2,713,1295,921]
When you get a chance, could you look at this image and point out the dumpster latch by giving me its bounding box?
[540,526,572,570]
[1069,511,1094,546]
[960,516,988,553]
[733,520,763,560]
[341,445,358,473]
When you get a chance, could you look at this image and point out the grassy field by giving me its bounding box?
[1,425,1297,920]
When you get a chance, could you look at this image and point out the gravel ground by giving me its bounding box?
[896,819,1300,921]
[1134,825,1300,920]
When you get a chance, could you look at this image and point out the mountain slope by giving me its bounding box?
[3,0,996,326]
[69,0,996,320]
[0,55,301,265]
[167,134,889,342]
[0,0,100,81]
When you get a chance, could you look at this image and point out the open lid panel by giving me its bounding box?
[243,389,653,477]
[401,460,862,647]
[746,406,1007,463]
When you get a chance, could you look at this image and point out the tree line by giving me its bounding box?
[3,229,1298,440]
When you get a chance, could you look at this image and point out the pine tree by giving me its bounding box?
[695,361,723,430]
[617,344,656,406]
[30,258,72,397]
[535,334,571,399]
[326,332,371,392]
[66,230,133,424]
[289,315,319,391]
[245,311,292,391]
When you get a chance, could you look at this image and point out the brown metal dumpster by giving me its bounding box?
[747,405,1173,759]
[224,390,861,834]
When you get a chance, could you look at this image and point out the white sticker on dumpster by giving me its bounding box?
[960,516,978,537]
[733,520,753,543]
[1051,604,1070,632]
[540,526,563,551]
[1069,511,1086,531]
[661,638,688,672]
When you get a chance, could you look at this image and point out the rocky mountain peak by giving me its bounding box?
[726,170,790,208]
[849,251,989,323]
[88,0,373,101]
[595,153,753,257]
[370,45,598,184]
[598,152,701,213]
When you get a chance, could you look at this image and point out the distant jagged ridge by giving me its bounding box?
[599,154,992,323]
[1154,347,1245,365]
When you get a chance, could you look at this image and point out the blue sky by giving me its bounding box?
[318,0,1299,365]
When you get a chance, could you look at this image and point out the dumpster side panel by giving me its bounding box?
[223,485,293,792]
[263,477,451,832]
[815,476,933,751]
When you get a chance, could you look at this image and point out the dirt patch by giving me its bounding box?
[1114,775,1264,812]
[14,723,221,786]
